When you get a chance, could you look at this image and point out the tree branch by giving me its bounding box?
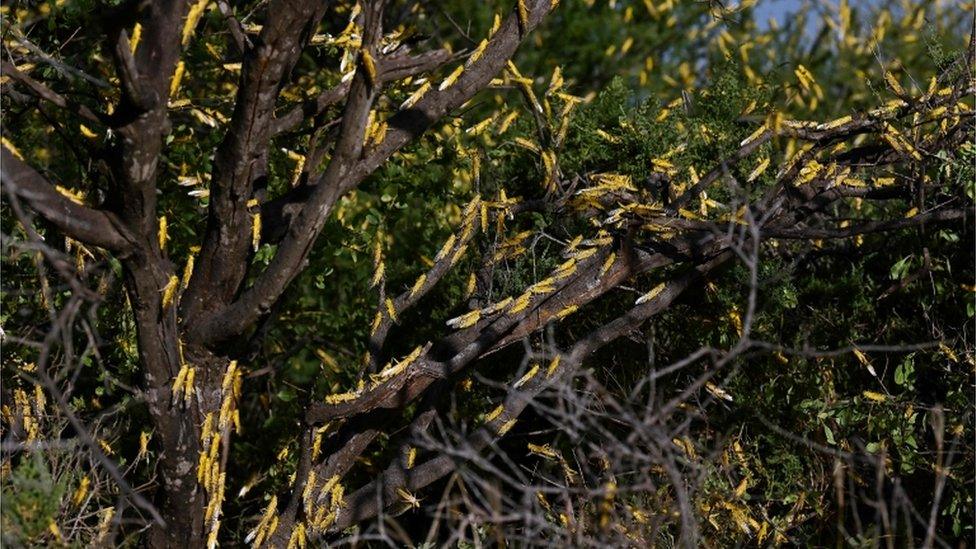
[0,61,107,125]
[181,0,330,328]
[328,253,730,532]
[1,147,132,252]
[270,48,454,136]
[199,0,558,343]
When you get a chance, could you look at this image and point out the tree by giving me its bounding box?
[1,0,973,546]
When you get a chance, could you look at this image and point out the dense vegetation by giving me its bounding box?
[1,0,973,546]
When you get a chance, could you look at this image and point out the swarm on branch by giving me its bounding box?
[1,0,972,546]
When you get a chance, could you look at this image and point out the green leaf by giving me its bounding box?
[894,354,915,388]
[890,256,912,280]
[823,424,835,445]
[276,388,296,402]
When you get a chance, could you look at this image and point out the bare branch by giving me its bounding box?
[200,0,559,343]
[0,61,106,124]
[1,147,132,252]
[328,253,730,532]
[216,0,251,54]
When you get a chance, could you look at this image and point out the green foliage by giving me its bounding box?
[1,453,68,546]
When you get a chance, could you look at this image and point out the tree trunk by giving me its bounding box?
[123,258,227,548]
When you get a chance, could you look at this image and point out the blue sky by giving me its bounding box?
[753,0,809,30]
[752,0,885,33]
